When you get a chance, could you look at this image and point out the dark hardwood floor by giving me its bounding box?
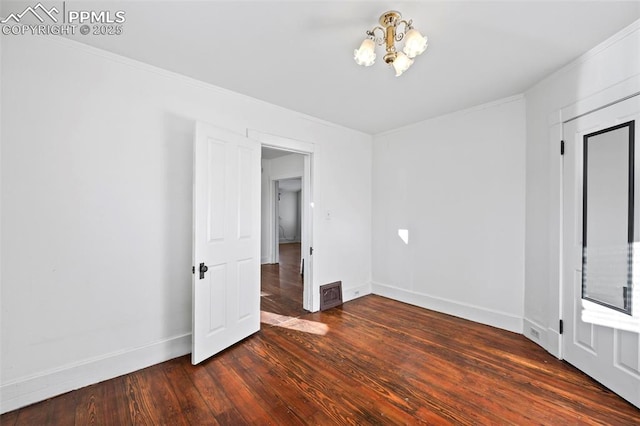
[260,243,306,318]
[3,244,639,424]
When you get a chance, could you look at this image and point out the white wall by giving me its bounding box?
[0,36,372,412]
[523,20,640,356]
[372,96,526,333]
[279,190,300,243]
[271,153,304,179]
[260,153,303,262]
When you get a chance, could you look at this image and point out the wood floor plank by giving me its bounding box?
[134,364,188,425]
[0,409,18,426]
[200,350,276,424]
[13,399,53,425]
[2,244,639,424]
[73,383,106,425]
[47,389,78,425]
[217,345,311,425]
[224,346,298,417]
[181,359,246,424]
[97,376,135,425]
[121,370,156,425]
[71,377,132,425]
[237,338,333,423]
[161,358,218,425]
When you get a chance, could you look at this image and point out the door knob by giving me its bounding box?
[199,262,208,279]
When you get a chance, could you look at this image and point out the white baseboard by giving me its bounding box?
[342,282,372,303]
[523,317,545,346]
[372,282,523,334]
[546,327,562,359]
[523,317,562,359]
[0,333,191,414]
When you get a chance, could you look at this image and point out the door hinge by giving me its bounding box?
[559,319,564,335]
[560,140,565,155]
[192,266,195,274]
[310,246,314,255]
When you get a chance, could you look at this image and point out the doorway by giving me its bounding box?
[260,145,312,316]
[250,129,315,311]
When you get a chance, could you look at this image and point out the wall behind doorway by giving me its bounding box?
[260,154,304,262]
[279,186,302,243]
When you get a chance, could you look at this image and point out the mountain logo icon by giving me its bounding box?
[1,2,59,24]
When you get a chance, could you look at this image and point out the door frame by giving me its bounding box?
[249,129,316,312]
[272,179,280,264]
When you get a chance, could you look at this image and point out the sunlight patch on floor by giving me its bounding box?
[260,311,329,336]
[260,291,272,297]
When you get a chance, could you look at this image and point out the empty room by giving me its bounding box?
[1,0,640,424]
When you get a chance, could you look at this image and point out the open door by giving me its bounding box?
[192,122,261,365]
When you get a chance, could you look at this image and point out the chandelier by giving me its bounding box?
[354,10,428,77]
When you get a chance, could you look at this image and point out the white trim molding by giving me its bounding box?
[0,334,191,414]
[372,282,523,334]
[523,318,561,359]
[560,75,640,124]
[248,129,315,154]
[342,282,372,303]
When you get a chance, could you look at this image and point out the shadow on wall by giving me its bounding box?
[278,178,302,243]
[162,112,196,337]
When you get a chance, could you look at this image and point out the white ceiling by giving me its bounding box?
[43,1,640,134]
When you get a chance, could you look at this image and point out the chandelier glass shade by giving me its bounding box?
[353,10,428,77]
[354,38,376,66]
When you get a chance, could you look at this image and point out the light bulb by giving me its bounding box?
[354,38,376,66]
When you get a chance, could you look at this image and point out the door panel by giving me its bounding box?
[237,258,255,319]
[192,122,260,365]
[207,141,226,241]
[562,95,640,407]
[616,330,640,375]
[207,264,226,333]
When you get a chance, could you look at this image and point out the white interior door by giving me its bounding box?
[192,122,261,365]
[562,95,640,407]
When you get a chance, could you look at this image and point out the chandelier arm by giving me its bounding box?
[394,19,413,42]
[368,26,386,46]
